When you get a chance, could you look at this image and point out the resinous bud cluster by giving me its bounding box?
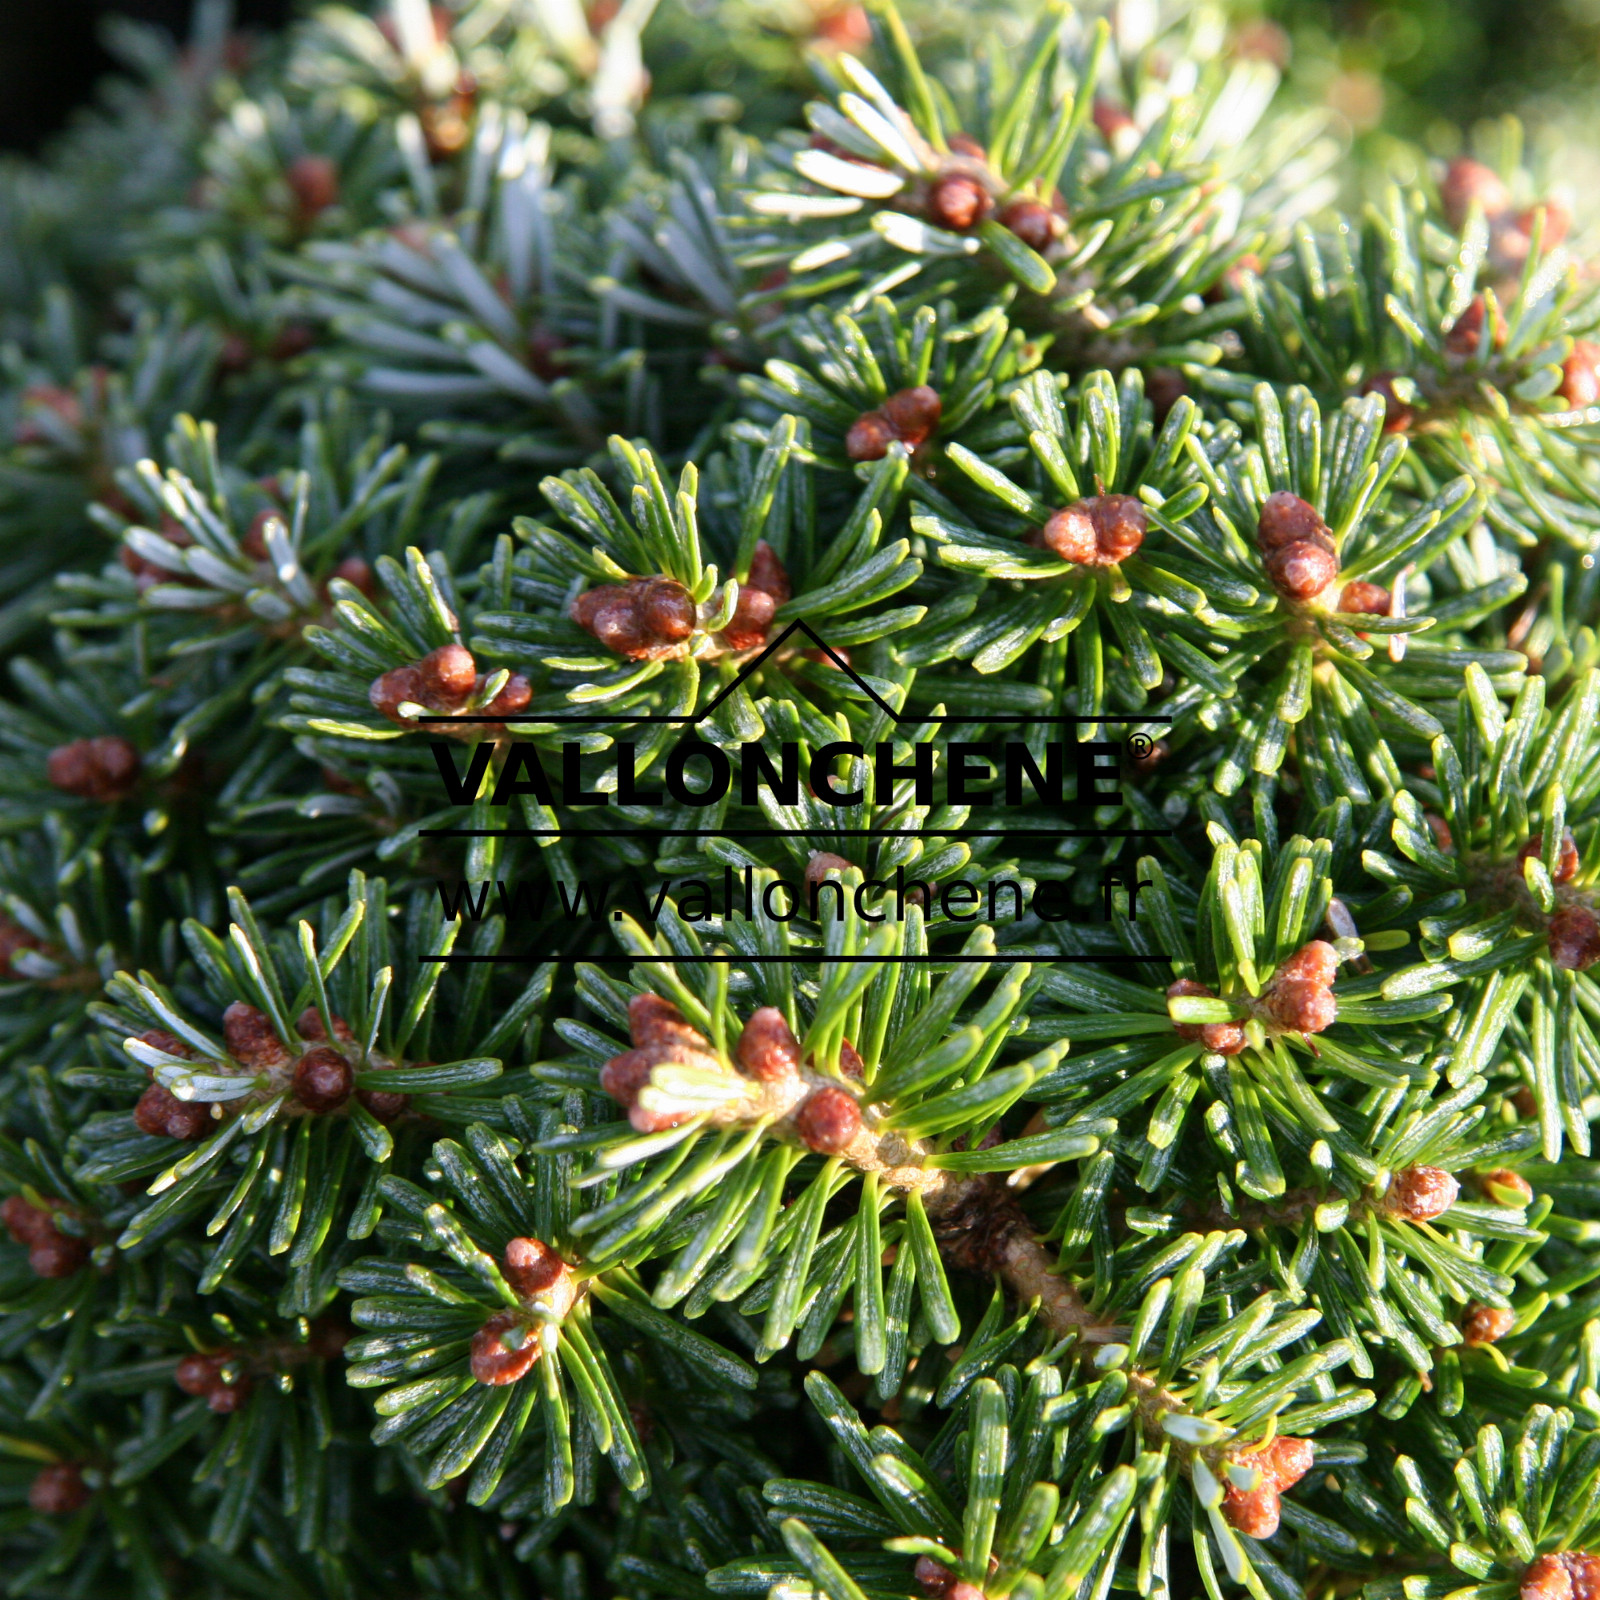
[370,644,532,736]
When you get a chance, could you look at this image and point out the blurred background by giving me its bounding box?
[6,0,1600,160]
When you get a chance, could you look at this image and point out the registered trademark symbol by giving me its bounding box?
[1126,732,1154,761]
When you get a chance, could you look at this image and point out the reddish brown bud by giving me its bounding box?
[915,1555,956,1595]
[369,664,425,723]
[29,1236,88,1279]
[1446,294,1505,356]
[175,1352,222,1397]
[293,1047,354,1113]
[1092,98,1136,141]
[628,994,706,1049]
[133,1083,211,1141]
[806,852,854,888]
[356,1089,411,1124]
[1145,367,1187,425]
[1167,980,1247,1056]
[794,1086,861,1153]
[998,198,1056,251]
[1221,1479,1281,1539]
[881,385,942,447]
[1518,829,1580,885]
[1563,341,1600,409]
[1089,494,1146,564]
[1265,540,1339,602]
[45,737,142,802]
[2,1195,54,1246]
[746,540,792,606]
[1462,1302,1517,1346]
[207,1371,251,1413]
[926,173,992,232]
[839,1039,864,1079]
[1426,813,1454,853]
[286,154,340,217]
[599,1047,655,1109]
[29,1464,90,1515]
[1275,941,1339,988]
[1338,581,1391,616]
[296,1007,354,1043]
[638,579,697,643]
[1481,1167,1534,1205]
[481,672,532,718]
[721,585,777,652]
[332,556,377,597]
[1441,157,1510,228]
[1259,1435,1314,1491]
[1360,371,1414,433]
[1257,491,1332,553]
[471,1311,540,1385]
[0,916,41,975]
[502,1237,568,1300]
[242,508,279,561]
[1523,1556,1577,1600]
[1038,504,1097,564]
[1259,976,1336,1035]
[946,133,986,160]
[1549,906,1600,971]
[845,410,898,461]
[1387,1164,1460,1221]
[736,1007,801,1082]
[223,1002,290,1069]
[416,644,478,704]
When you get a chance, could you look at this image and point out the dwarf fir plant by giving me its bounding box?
[5,2,1600,1599]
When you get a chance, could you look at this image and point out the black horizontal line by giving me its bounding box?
[426,953,1149,964]
[419,828,1173,838]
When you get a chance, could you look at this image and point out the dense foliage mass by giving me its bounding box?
[4,3,1600,1599]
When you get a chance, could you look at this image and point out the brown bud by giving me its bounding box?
[242,508,279,561]
[746,540,792,606]
[1089,494,1146,564]
[1446,294,1505,356]
[1387,1164,1460,1221]
[1221,1479,1281,1539]
[1481,1167,1534,1205]
[502,1237,568,1300]
[1145,367,1187,425]
[915,1555,956,1595]
[1038,504,1097,565]
[1259,1435,1314,1491]
[628,993,706,1049]
[369,664,425,723]
[480,672,532,719]
[2,1195,54,1246]
[599,1047,655,1109]
[794,1086,861,1154]
[638,578,697,643]
[0,916,41,975]
[1167,980,1247,1057]
[839,1039,864,1079]
[1426,813,1454,853]
[356,1089,411,1124]
[1275,941,1339,988]
[293,1047,354,1113]
[223,1002,290,1069]
[881,385,942,447]
[207,1371,251,1413]
[45,736,142,802]
[175,1352,223,1397]
[1265,541,1338,602]
[721,585,777,652]
[1462,1302,1517,1346]
[1440,157,1510,228]
[1338,581,1391,616]
[845,410,898,462]
[416,644,478,704]
[287,154,340,218]
[806,852,854,888]
[998,198,1056,251]
[1549,905,1600,971]
[471,1311,540,1385]
[296,1007,354,1043]
[926,173,993,232]
[1259,976,1336,1035]
[1257,491,1332,553]
[946,133,986,160]
[133,1082,211,1141]
[1563,341,1600,409]
[28,1464,90,1515]
[1524,1557,1578,1600]
[1518,829,1580,885]
[1360,372,1414,434]
[735,1007,801,1082]
[332,556,377,597]
[29,1236,88,1279]
[1092,98,1136,142]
